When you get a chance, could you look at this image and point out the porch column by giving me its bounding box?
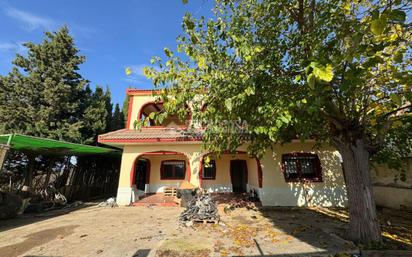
[116,149,140,205]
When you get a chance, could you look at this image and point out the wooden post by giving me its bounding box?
[43,157,56,189]
[0,144,10,172]
[24,153,35,188]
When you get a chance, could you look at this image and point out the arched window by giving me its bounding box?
[138,102,191,128]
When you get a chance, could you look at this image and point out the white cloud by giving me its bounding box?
[3,5,98,38]
[122,64,158,85]
[123,77,144,83]
[128,64,147,76]
[0,41,26,54]
[127,64,160,76]
[0,42,16,51]
[4,6,57,31]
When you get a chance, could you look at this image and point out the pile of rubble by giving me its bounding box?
[98,197,118,208]
[179,193,219,225]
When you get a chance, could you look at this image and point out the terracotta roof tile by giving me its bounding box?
[98,128,202,143]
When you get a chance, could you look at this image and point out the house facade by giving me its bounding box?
[98,89,348,207]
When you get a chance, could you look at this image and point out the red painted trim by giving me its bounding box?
[281,152,323,183]
[126,88,162,96]
[160,159,186,180]
[141,151,185,155]
[130,158,151,187]
[126,95,134,129]
[98,137,202,143]
[130,155,139,187]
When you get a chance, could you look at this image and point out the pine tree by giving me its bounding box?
[111,103,125,130]
[0,26,87,142]
[0,26,119,190]
[122,94,129,124]
[81,86,112,145]
[104,87,113,132]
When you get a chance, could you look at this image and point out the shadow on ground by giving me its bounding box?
[307,207,412,250]
[254,207,356,255]
[0,225,78,257]
[0,203,93,233]
[259,206,412,252]
[132,249,151,257]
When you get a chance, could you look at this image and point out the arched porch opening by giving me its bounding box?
[130,151,191,197]
[198,151,263,193]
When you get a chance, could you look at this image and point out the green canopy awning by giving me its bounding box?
[0,134,120,156]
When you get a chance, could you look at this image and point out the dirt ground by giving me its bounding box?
[0,204,410,257]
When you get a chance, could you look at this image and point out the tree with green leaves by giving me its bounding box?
[0,26,87,142]
[143,0,412,243]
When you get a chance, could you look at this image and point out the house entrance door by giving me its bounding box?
[135,159,148,191]
[230,160,248,193]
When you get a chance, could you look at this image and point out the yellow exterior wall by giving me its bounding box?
[128,95,157,129]
[115,141,347,207]
[202,154,259,192]
[247,158,259,187]
[373,186,412,210]
[371,158,412,210]
[118,144,203,189]
[258,142,347,206]
[144,155,187,185]
[114,92,347,206]
[371,158,412,188]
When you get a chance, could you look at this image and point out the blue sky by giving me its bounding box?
[0,0,213,105]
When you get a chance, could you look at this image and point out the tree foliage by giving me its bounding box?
[0,26,124,199]
[122,94,130,124]
[112,103,125,131]
[0,26,124,144]
[143,0,412,243]
[0,27,87,142]
[80,85,113,144]
[145,0,411,157]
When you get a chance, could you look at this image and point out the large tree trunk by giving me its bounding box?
[335,138,382,244]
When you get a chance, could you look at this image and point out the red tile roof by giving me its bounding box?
[126,88,161,95]
[98,128,202,143]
